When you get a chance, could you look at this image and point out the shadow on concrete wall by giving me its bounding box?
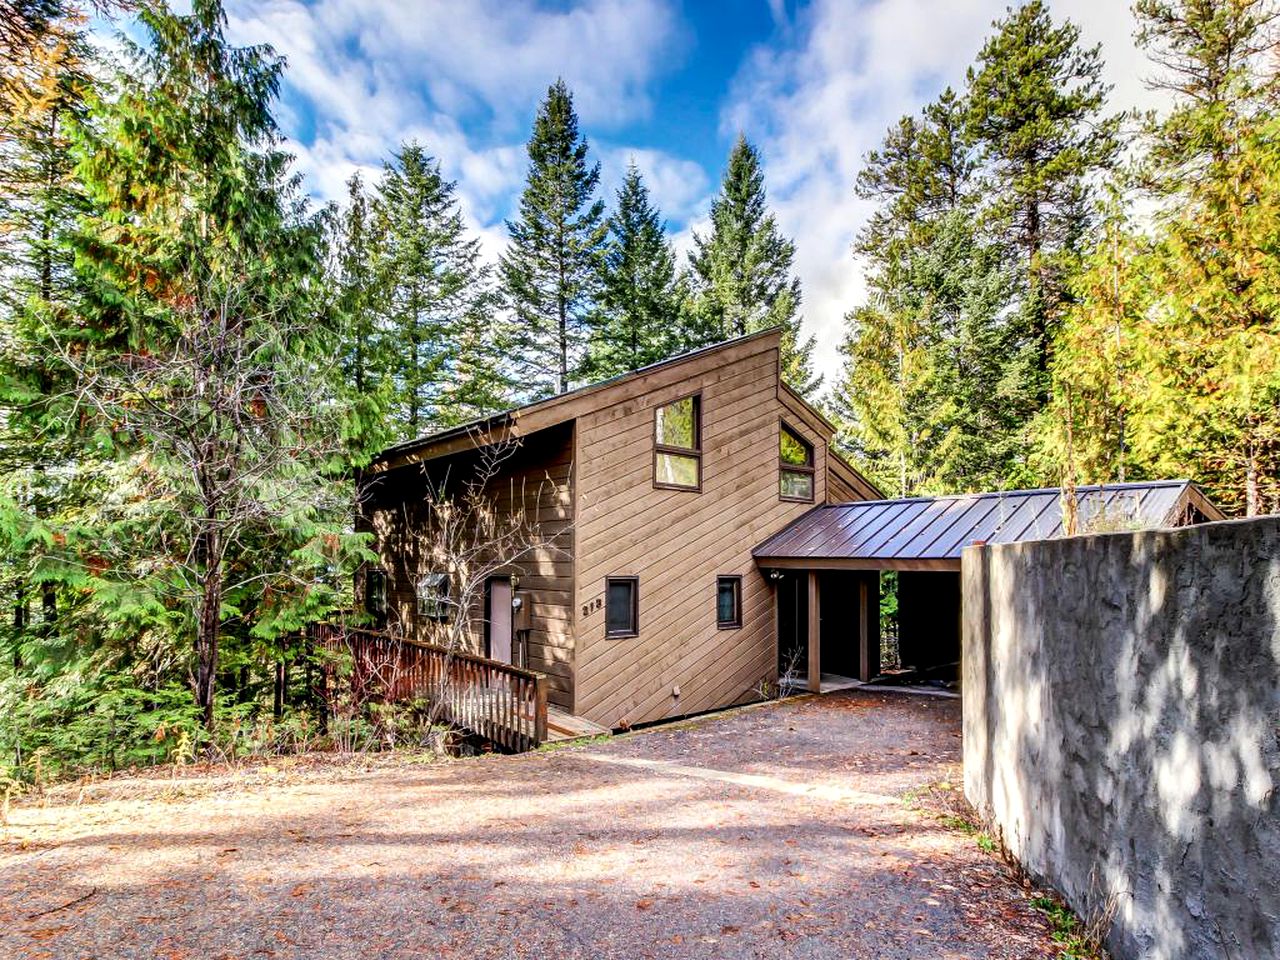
[963,517,1280,960]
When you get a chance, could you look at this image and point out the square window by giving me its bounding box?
[656,451,700,487]
[605,577,638,637]
[418,572,452,620]
[717,576,742,629]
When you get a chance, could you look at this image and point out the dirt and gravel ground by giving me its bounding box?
[1,689,1061,959]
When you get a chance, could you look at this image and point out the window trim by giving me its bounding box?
[779,419,816,503]
[653,392,703,492]
[716,575,742,630]
[604,576,640,638]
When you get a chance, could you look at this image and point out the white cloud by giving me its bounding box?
[720,0,1171,390]
[223,0,684,245]
[598,146,712,227]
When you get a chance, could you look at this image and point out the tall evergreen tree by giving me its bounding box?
[501,80,607,397]
[855,88,976,257]
[835,86,1026,494]
[965,0,1120,397]
[0,0,94,653]
[1046,0,1280,515]
[335,172,378,398]
[48,0,365,739]
[689,135,819,394]
[583,162,689,379]
[371,142,504,437]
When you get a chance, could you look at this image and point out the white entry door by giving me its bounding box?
[488,577,513,664]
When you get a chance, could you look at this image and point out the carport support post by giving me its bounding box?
[807,571,821,694]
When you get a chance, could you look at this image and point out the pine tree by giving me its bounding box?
[689,135,819,394]
[1037,201,1151,491]
[0,0,93,654]
[371,142,503,437]
[965,0,1120,398]
[501,80,607,397]
[53,0,365,739]
[335,172,378,398]
[836,86,1026,494]
[855,88,975,257]
[583,163,689,379]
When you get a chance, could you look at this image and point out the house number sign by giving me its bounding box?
[581,595,603,617]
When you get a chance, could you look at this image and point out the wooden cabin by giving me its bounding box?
[356,328,881,731]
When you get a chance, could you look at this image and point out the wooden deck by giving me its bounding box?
[309,623,551,751]
[545,707,610,743]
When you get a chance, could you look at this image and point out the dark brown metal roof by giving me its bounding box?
[753,481,1224,570]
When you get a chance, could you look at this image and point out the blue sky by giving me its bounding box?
[223,0,1165,387]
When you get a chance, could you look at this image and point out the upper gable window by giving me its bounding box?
[779,423,815,502]
[654,394,701,491]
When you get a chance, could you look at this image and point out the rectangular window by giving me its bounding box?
[779,422,815,502]
[605,576,639,637]
[364,567,387,620]
[654,394,701,490]
[716,575,742,629]
[417,572,452,621]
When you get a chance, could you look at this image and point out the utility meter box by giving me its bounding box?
[511,591,532,633]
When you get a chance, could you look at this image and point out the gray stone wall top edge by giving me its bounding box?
[959,515,1280,566]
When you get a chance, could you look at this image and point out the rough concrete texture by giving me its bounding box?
[963,516,1280,960]
[1,691,1062,959]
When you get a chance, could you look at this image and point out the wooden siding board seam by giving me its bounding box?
[579,610,775,718]
[576,567,775,684]
[577,479,801,599]
[577,434,793,571]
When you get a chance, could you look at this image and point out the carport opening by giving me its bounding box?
[776,568,960,694]
[888,570,961,688]
[775,571,880,692]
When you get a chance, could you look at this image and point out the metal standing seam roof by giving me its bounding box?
[752,481,1223,566]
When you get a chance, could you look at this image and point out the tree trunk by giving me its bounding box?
[1245,438,1260,517]
[273,655,286,720]
[558,297,568,394]
[194,526,222,744]
[12,582,25,669]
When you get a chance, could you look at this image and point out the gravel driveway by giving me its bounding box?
[2,690,1059,959]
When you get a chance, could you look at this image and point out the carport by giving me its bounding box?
[753,480,1223,693]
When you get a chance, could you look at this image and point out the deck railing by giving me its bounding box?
[307,622,548,751]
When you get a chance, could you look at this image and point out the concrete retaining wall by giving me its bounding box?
[963,517,1280,960]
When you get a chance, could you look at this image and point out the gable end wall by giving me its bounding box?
[571,340,830,728]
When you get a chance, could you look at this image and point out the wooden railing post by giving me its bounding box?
[533,673,548,747]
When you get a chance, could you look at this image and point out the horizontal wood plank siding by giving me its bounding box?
[573,334,828,728]
[358,422,576,710]
[827,453,881,503]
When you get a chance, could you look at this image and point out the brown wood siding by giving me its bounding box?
[572,337,829,728]
[358,422,576,710]
[827,453,879,503]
